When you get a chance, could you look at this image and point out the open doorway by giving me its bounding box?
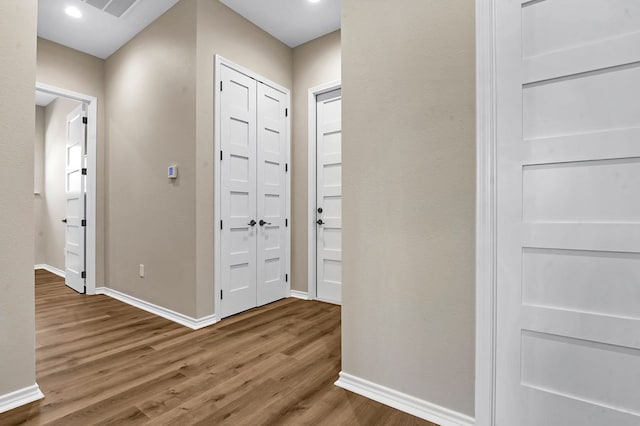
[34,83,98,295]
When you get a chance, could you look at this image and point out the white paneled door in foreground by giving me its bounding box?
[219,62,290,319]
[65,103,87,294]
[495,1,640,424]
[315,89,342,304]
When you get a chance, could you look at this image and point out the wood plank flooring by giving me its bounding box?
[0,270,434,425]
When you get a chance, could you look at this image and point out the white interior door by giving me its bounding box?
[65,104,86,294]
[220,64,258,319]
[256,82,288,306]
[496,1,640,424]
[316,89,342,304]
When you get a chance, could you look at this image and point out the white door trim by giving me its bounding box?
[213,55,291,320]
[307,80,341,301]
[36,82,98,296]
[475,1,498,425]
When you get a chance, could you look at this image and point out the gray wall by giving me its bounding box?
[0,0,38,397]
[105,0,198,316]
[341,0,476,417]
[291,30,341,292]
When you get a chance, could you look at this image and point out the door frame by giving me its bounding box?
[307,80,341,301]
[35,82,98,295]
[475,0,498,425]
[213,55,292,320]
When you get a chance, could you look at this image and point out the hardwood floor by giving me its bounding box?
[0,270,434,425]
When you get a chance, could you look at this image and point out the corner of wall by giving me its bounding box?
[0,0,38,399]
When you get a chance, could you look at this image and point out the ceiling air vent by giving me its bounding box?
[83,0,139,18]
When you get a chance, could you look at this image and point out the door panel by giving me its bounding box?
[65,104,86,294]
[219,63,289,317]
[316,89,342,304]
[496,1,640,424]
[256,82,288,306]
[220,64,257,319]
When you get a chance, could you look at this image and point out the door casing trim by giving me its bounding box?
[475,0,498,425]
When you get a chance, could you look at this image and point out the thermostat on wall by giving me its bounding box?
[168,165,178,179]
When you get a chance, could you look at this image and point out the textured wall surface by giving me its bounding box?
[105,0,198,315]
[0,0,38,397]
[341,0,476,416]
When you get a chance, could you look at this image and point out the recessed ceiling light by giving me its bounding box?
[65,6,83,19]
[308,0,321,3]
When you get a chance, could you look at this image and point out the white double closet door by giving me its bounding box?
[220,64,289,319]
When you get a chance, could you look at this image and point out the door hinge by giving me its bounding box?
[81,219,87,227]
[81,271,86,279]
[285,163,288,172]
[285,108,288,117]
[82,168,87,175]
[220,81,223,91]
[220,150,223,161]
[285,274,288,283]
[220,289,223,300]
[285,218,288,227]
[82,117,88,124]
[220,220,223,230]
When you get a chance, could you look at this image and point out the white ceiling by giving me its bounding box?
[38,0,180,59]
[38,0,340,60]
[220,0,341,48]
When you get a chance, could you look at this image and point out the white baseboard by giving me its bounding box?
[34,264,65,278]
[289,290,309,300]
[316,297,341,306]
[95,287,217,330]
[335,372,475,426]
[0,384,44,414]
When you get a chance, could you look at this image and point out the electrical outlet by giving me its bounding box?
[139,264,145,278]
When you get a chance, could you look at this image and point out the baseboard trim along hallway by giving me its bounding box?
[95,287,217,330]
[34,264,65,278]
[335,372,475,426]
[289,290,309,300]
[0,384,44,414]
